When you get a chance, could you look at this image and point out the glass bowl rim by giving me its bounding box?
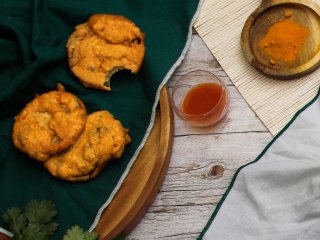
[171,70,230,118]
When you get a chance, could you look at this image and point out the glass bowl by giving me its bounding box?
[172,70,230,127]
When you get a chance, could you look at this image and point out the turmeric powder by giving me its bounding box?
[259,14,309,65]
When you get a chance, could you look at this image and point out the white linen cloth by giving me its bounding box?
[201,93,320,239]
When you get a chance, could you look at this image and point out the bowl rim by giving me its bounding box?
[171,70,230,119]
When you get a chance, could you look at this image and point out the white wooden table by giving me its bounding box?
[128,31,274,239]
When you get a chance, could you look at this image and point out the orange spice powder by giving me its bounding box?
[259,18,309,65]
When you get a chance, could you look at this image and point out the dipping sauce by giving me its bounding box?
[181,82,228,126]
[182,83,223,115]
[172,70,229,127]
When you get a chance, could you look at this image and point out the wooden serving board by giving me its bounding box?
[0,86,174,240]
[95,86,174,240]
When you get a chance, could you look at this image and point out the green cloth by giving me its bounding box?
[0,0,200,239]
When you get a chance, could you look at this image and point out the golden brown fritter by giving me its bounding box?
[66,14,145,91]
[12,85,87,162]
[44,110,131,181]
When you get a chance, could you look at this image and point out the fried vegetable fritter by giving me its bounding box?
[12,85,87,162]
[44,110,131,181]
[66,14,145,91]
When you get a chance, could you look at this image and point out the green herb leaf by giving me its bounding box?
[2,207,27,236]
[63,225,98,240]
[2,200,58,240]
[21,223,50,240]
[2,200,98,240]
[43,221,59,236]
[25,200,57,224]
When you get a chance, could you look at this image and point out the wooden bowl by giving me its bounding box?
[241,0,320,79]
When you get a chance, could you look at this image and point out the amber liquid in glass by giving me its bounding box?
[182,83,227,126]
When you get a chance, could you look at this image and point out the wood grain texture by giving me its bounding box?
[94,87,174,240]
[194,0,320,135]
[0,34,272,240]
[126,33,273,240]
[0,234,10,240]
[241,0,320,79]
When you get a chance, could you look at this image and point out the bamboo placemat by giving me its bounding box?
[194,0,320,136]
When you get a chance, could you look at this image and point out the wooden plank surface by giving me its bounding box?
[0,34,272,240]
[126,33,273,239]
[194,0,320,136]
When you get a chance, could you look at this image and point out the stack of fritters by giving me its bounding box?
[12,14,145,181]
[44,111,131,181]
[13,85,131,181]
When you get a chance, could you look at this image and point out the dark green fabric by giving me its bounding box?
[0,0,199,239]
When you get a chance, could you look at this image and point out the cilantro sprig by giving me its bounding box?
[2,200,98,240]
[63,225,98,240]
